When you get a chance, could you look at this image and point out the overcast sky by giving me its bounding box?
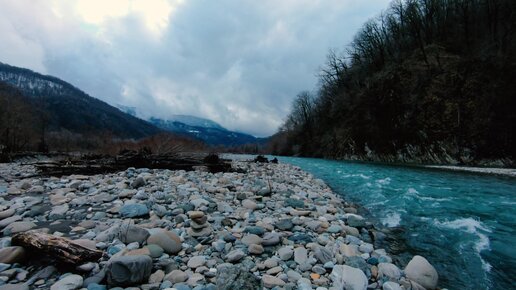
[0,0,390,136]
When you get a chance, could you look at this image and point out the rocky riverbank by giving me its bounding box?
[0,160,440,290]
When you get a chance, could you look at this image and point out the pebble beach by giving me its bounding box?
[0,159,439,290]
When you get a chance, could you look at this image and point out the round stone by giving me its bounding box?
[188,211,205,219]
[147,231,182,254]
[50,274,83,290]
[241,234,263,246]
[248,244,264,255]
[404,255,438,290]
[187,256,207,268]
[0,247,26,264]
[164,270,188,283]
[226,249,245,263]
[242,199,257,210]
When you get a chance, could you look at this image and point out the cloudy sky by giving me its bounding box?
[0,0,390,136]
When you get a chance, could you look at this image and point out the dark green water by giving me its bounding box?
[276,156,516,290]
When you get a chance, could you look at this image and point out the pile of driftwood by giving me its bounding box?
[30,150,232,176]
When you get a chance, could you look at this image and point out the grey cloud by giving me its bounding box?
[0,0,390,137]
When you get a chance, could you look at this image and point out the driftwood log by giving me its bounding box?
[31,151,232,177]
[12,232,103,265]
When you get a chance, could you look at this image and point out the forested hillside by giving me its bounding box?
[0,63,161,141]
[271,0,516,166]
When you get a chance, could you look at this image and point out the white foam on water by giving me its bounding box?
[420,196,452,202]
[436,218,491,234]
[368,200,388,206]
[407,187,419,194]
[403,187,420,200]
[377,177,391,185]
[434,217,493,272]
[381,212,401,227]
[405,187,450,202]
[351,173,370,179]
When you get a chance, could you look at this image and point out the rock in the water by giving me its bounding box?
[147,231,182,254]
[119,204,149,218]
[50,274,83,290]
[107,255,152,287]
[330,265,367,290]
[216,264,262,289]
[0,246,26,264]
[404,255,438,290]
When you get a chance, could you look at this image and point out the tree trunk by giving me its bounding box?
[12,232,104,265]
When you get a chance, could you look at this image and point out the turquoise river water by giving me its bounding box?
[275,156,515,290]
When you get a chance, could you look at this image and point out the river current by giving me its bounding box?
[274,157,515,290]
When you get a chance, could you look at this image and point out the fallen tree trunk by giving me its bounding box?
[31,152,232,176]
[12,232,104,265]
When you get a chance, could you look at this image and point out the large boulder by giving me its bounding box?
[404,255,438,289]
[330,265,367,290]
[107,255,152,287]
[216,263,262,289]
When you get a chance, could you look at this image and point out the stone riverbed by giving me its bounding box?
[0,160,440,290]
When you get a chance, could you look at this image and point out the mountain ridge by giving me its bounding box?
[0,62,161,140]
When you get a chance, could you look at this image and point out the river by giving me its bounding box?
[272,156,515,290]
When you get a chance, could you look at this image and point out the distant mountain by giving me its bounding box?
[148,117,264,147]
[166,115,226,131]
[149,116,264,146]
[0,62,161,139]
[115,104,264,146]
